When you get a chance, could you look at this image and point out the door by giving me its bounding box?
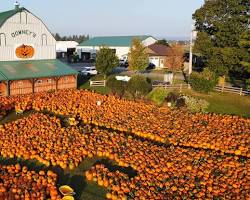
[160,59,164,68]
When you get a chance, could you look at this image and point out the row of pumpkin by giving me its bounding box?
[0,89,249,157]
[0,113,249,199]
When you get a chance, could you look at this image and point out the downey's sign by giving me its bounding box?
[11,30,37,38]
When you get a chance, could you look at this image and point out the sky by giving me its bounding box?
[0,0,204,40]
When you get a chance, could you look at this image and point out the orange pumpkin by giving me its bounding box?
[15,44,35,59]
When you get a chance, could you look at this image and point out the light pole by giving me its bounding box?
[188,24,196,75]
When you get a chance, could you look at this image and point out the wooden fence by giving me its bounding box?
[90,80,106,87]
[152,82,250,96]
[152,83,191,93]
[214,85,250,96]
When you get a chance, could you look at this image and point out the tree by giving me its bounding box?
[164,44,185,73]
[95,47,119,77]
[128,38,149,71]
[239,30,250,88]
[193,0,249,81]
[156,39,169,46]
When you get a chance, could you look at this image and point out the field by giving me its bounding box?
[0,89,249,200]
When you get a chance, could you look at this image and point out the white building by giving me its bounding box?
[56,41,79,58]
[76,35,157,61]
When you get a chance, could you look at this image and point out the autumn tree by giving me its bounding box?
[128,38,149,71]
[164,44,185,73]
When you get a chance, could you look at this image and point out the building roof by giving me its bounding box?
[78,35,153,47]
[147,44,170,56]
[0,59,78,81]
[0,7,28,28]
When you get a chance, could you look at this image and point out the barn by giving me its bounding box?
[76,35,157,61]
[0,4,78,96]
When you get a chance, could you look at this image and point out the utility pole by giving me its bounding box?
[188,26,194,75]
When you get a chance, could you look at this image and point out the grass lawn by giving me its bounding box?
[182,90,250,118]
[79,81,111,95]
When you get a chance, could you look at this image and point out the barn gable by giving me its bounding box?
[0,7,56,61]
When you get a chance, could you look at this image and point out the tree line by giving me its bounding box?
[53,33,89,43]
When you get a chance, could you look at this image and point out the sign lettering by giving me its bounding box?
[11,30,37,38]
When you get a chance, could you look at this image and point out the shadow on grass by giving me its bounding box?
[94,158,137,178]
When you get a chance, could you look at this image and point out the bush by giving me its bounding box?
[106,75,127,97]
[183,96,209,113]
[147,88,169,105]
[91,74,106,81]
[165,91,180,103]
[127,75,152,98]
[189,68,218,93]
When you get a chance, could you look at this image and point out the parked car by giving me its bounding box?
[119,59,129,68]
[146,63,156,71]
[81,66,98,76]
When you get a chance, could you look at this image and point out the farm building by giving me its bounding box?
[0,4,78,97]
[76,35,157,61]
[147,44,170,68]
[56,41,79,60]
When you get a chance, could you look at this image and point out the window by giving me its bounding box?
[0,33,6,46]
[64,77,69,83]
[37,80,43,85]
[17,81,23,87]
[20,11,27,24]
[47,79,52,84]
[42,34,47,46]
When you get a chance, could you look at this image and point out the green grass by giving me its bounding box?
[182,90,250,118]
[79,81,111,95]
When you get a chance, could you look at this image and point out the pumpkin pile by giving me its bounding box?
[0,113,249,199]
[1,89,249,157]
[0,164,60,200]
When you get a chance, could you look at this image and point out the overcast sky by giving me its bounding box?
[1,0,204,39]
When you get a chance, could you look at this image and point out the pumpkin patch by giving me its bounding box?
[0,89,249,199]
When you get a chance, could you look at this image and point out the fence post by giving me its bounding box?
[221,85,224,93]
[240,88,243,96]
[188,84,191,89]
[90,81,92,87]
[104,80,106,87]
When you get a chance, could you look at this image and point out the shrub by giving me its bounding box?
[165,91,180,103]
[127,75,152,98]
[91,74,106,81]
[147,88,169,105]
[183,96,209,113]
[106,75,127,97]
[189,68,218,93]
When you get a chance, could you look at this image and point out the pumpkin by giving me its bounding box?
[59,185,75,196]
[15,44,35,59]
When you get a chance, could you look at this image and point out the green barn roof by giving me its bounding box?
[0,7,28,28]
[0,59,78,81]
[78,35,154,47]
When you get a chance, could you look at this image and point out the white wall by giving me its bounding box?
[56,41,78,52]
[0,10,56,61]
[142,37,157,46]
[77,46,130,59]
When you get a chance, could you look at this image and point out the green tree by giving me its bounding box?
[239,30,250,88]
[155,39,169,46]
[95,47,119,76]
[193,0,249,81]
[128,38,149,71]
